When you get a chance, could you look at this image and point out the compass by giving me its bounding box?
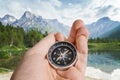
[47,41,77,70]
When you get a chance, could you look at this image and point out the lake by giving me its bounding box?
[86,50,120,80]
[0,49,120,80]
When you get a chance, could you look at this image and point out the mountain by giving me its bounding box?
[0,14,17,25]
[86,17,120,39]
[103,25,120,39]
[0,11,70,36]
[45,19,70,36]
[13,11,51,32]
[1,11,120,39]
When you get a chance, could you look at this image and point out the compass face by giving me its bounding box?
[48,41,77,69]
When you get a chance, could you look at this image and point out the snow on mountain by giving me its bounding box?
[86,17,120,38]
[0,11,69,36]
[1,11,120,39]
[15,11,69,36]
[0,14,17,25]
[13,11,50,32]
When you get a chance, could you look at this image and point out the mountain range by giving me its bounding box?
[0,11,120,39]
[86,17,120,39]
[0,11,70,36]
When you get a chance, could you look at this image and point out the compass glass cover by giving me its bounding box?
[48,42,77,67]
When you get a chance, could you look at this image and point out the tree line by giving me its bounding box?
[0,22,48,48]
[1,21,120,48]
[89,38,120,43]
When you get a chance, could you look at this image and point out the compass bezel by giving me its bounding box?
[47,41,77,70]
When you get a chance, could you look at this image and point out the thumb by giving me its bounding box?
[57,67,83,80]
[25,33,56,57]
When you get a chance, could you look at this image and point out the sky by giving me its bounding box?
[0,0,120,26]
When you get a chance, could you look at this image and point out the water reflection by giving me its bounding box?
[88,50,120,73]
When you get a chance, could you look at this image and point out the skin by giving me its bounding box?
[10,20,89,80]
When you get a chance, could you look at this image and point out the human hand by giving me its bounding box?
[10,20,89,80]
[56,20,89,80]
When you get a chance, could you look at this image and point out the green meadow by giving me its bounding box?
[88,42,120,51]
[1,41,120,73]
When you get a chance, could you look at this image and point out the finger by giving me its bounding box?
[55,32,65,41]
[25,33,56,57]
[55,32,69,80]
[75,27,89,74]
[76,27,89,53]
[68,20,84,43]
[57,67,83,80]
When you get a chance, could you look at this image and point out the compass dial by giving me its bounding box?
[48,41,77,70]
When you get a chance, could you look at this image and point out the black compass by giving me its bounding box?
[47,41,77,70]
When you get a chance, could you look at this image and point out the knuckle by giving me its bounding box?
[77,27,89,39]
[73,19,84,30]
[82,47,88,54]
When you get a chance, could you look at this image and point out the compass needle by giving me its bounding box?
[48,41,77,70]
[56,56,61,62]
[63,50,69,55]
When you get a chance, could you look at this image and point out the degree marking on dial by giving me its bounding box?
[68,52,72,54]
[54,52,56,55]
[58,48,61,50]
[53,57,56,60]
[57,61,60,64]
[64,61,67,65]
[64,48,67,51]
[68,58,71,60]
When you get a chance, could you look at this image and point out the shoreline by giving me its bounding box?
[0,72,12,80]
[0,67,120,80]
[0,72,100,80]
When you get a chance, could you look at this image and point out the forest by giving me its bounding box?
[0,22,120,72]
[0,22,48,72]
[0,22,47,48]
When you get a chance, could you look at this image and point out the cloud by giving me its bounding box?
[0,0,61,18]
[49,0,62,7]
[90,0,120,20]
[95,5,113,17]
[112,8,120,15]
[0,0,120,26]
[63,0,120,25]
[0,0,27,18]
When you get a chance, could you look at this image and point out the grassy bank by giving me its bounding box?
[88,42,120,51]
[0,47,27,73]
[0,42,120,73]
[0,68,11,73]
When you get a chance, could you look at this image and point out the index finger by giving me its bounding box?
[75,25,89,74]
[68,20,89,74]
[68,20,84,43]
